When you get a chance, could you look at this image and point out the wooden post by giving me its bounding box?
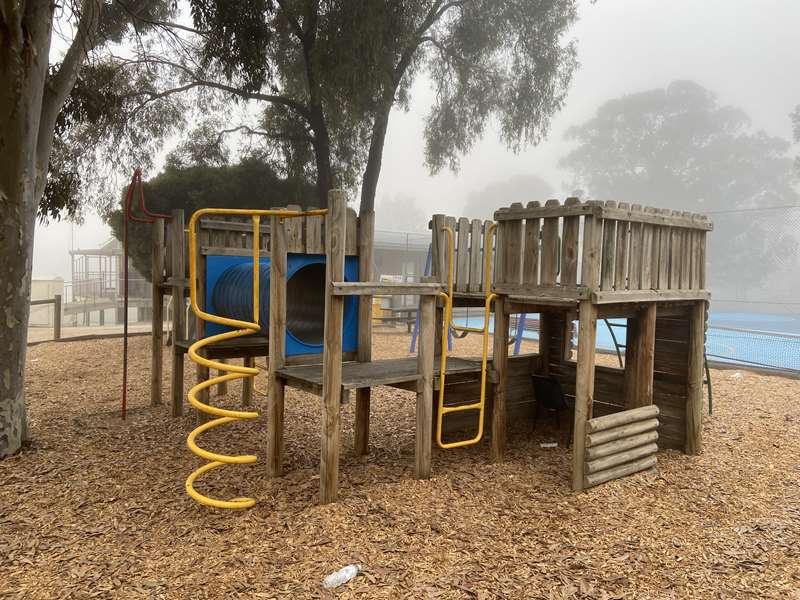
[240,357,255,406]
[53,294,61,341]
[415,294,435,478]
[267,212,287,477]
[150,219,164,406]
[216,359,228,397]
[169,210,185,417]
[623,303,656,408]
[573,300,597,491]
[320,190,346,504]
[195,221,209,423]
[491,296,509,462]
[686,301,705,454]
[431,214,446,358]
[355,210,374,456]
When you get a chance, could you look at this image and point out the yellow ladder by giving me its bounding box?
[435,223,497,449]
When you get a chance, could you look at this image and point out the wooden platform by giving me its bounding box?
[276,356,483,396]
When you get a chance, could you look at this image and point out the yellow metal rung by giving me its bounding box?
[435,223,497,450]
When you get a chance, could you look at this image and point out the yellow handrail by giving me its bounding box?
[435,223,497,449]
[185,207,327,509]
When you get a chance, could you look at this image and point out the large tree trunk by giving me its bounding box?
[310,107,334,206]
[359,102,392,215]
[0,2,54,457]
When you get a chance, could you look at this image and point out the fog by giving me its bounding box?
[33,0,800,282]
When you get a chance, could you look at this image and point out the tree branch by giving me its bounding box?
[217,125,314,145]
[120,55,314,120]
[36,0,103,198]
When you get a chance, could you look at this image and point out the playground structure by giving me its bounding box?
[144,192,711,506]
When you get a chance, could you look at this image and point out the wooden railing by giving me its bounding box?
[429,200,711,304]
[430,215,494,295]
[492,199,712,303]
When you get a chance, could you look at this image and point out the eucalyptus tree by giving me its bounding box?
[560,80,800,295]
[149,0,580,211]
[0,0,172,457]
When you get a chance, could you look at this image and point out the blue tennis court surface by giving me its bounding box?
[452,311,800,372]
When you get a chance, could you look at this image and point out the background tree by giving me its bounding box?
[106,155,316,280]
[559,80,800,296]
[0,0,172,457]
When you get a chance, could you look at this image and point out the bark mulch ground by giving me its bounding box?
[1,330,798,599]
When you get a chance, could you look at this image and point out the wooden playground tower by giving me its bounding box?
[147,192,711,505]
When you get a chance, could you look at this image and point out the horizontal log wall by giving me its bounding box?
[584,405,660,488]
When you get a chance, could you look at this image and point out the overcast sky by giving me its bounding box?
[33,0,800,280]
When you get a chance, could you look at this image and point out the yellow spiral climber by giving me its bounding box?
[184,207,327,509]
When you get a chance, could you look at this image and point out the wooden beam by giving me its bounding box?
[572,300,597,491]
[468,219,483,293]
[600,201,617,290]
[241,357,254,406]
[53,294,62,341]
[585,430,659,460]
[586,405,659,433]
[194,220,210,424]
[355,210,374,457]
[415,294,435,478]
[491,296,509,462]
[685,300,705,455]
[591,289,710,304]
[584,455,657,488]
[495,203,598,221]
[150,220,165,406]
[320,190,347,504]
[331,282,442,296]
[493,284,589,300]
[585,442,659,474]
[267,212,288,477]
[586,418,659,447]
[169,210,185,417]
[622,303,656,409]
[599,207,713,230]
[581,202,603,291]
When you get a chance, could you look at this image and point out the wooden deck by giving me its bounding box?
[276,356,483,396]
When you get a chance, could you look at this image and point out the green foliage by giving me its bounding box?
[424,0,578,172]
[559,80,800,291]
[190,0,276,93]
[185,0,579,206]
[41,57,185,222]
[106,158,316,280]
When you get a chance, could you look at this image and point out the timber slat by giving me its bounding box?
[587,405,660,433]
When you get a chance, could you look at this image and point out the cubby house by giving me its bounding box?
[430,199,711,491]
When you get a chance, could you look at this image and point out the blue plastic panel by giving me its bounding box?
[205,253,358,356]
